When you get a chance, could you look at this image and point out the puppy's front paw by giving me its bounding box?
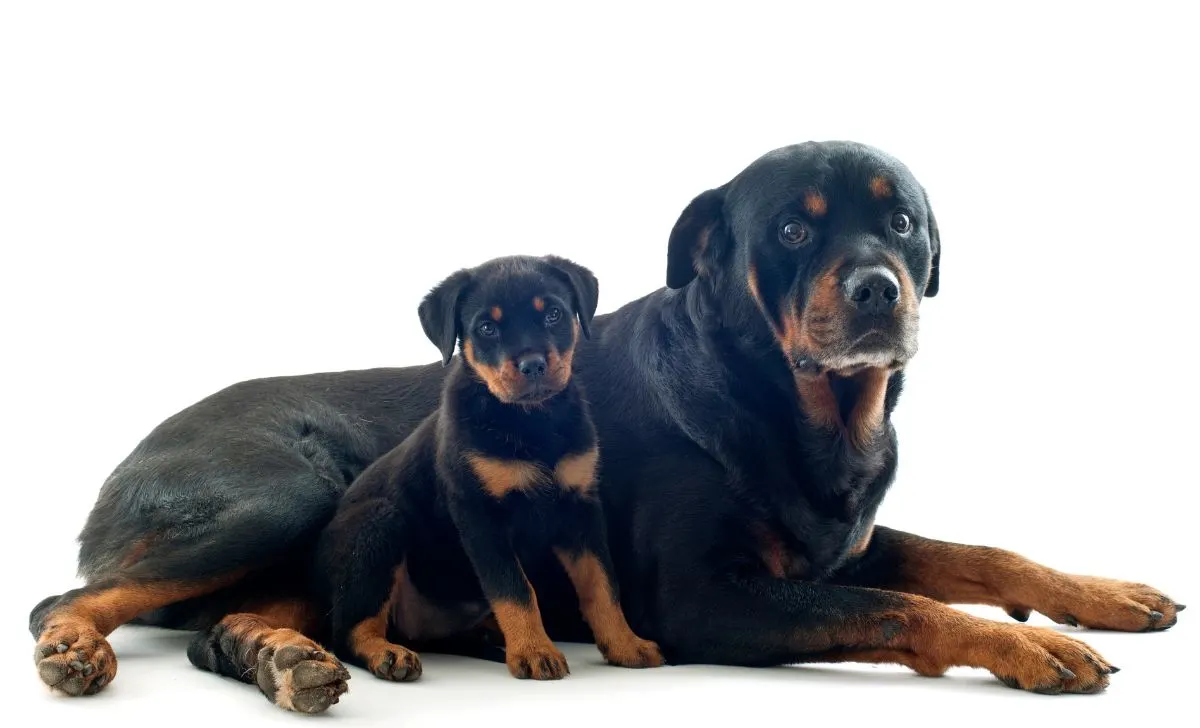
[506,642,569,680]
[600,636,665,668]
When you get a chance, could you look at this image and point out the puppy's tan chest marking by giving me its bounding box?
[466,454,548,497]
[554,447,599,492]
[465,447,599,498]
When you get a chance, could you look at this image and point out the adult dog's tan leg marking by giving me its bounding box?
[878,528,1185,631]
[34,577,237,696]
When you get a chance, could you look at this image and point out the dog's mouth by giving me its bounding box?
[493,368,572,405]
[789,321,917,375]
[503,382,566,405]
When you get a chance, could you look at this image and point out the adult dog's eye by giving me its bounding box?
[891,211,912,234]
[477,322,499,337]
[779,221,809,246]
[544,307,562,326]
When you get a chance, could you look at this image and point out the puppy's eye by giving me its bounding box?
[779,221,809,246]
[544,307,562,326]
[891,211,913,234]
[477,322,499,337]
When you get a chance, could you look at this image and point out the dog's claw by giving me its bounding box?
[1149,610,1163,622]
[1007,607,1031,622]
[1064,615,1079,627]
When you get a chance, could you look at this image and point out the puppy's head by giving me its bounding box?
[418,255,599,404]
[666,141,941,373]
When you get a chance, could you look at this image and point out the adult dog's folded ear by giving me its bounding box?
[418,269,472,365]
[543,255,599,339]
[666,186,729,290]
[923,188,941,298]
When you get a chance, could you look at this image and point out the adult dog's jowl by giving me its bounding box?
[30,141,1183,712]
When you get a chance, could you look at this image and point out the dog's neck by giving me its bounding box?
[793,368,900,451]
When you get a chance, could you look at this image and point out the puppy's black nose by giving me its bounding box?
[844,267,901,314]
[517,354,548,379]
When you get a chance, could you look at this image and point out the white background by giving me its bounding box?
[1,1,1196,726]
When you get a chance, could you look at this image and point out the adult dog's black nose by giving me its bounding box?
[517,354,548,379]
[844,266,901,314]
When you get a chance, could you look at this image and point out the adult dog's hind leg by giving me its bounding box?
[188,599,350,715]
[32,575,239,696]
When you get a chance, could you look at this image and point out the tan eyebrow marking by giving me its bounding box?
[804,190,827,217]
[869,176,893,199]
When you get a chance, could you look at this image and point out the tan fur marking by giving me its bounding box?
[492,598,553,652]
[35,574,243,696]
[555,447,599,492]
[749,261,807,356]
[213,614,346,712]
[544,320,579,391]
[794,373,841,431]
[490,306,503,321]
[464,339,525,402]
[533,296,545,312]
[869,176,893,199]
[883,533,1184,632]
[785,593,1113,692]
[348,602,391,666]
[466,452,548,497]
[804,190,828,217]
[348,565,422,679]
[847,368,890,449]
[885,251,919,314]
[554,550,664,668]
[54,575,241,635]
[796,263,846,355]
[244,598,320,633]
[492,585,569,679]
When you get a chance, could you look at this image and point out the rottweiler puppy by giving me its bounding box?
[315,255,664,681]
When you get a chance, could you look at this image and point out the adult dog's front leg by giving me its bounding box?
[838,526,1185,632]
[661,574,1116,694]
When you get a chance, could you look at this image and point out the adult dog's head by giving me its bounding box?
[667,141,940,374]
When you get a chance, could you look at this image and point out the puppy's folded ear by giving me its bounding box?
[418,269,472,365]
[923,189,941,298]
[543,255,599,339]
[667,186,728,289]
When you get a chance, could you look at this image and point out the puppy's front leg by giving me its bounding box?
[553,494,665,669]
[450,496,569,680]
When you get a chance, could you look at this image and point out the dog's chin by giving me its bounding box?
[496,382,567,406]
[790,341,914,376]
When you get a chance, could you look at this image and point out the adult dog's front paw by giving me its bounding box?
[1007,574,1184,632]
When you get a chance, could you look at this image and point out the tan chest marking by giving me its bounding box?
[466,448,599,497]
[466,454,548,498]
[555,447,599,493]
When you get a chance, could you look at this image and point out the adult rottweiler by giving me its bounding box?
[29,141,1183,713]
[317,254,663,684]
